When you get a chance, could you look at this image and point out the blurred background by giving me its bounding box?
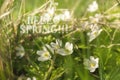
[0,0,120,80]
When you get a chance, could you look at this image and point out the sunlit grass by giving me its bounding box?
[0,0,120,80]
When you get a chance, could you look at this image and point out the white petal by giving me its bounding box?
[36,51,44,55]
[33,77,36,80]
[56,39,62,47]
[45,44,54,54]
[27,77,31,80]
[90,56,95,60]
[57,48,72,56]
[95,58,99,62]
[38,56,50,61]
[57,49,66,56]
[95,63,99,68]
[65,42,73,51]
[90,68,96,72]
[88,28,102,42]
[50,42,58,48]
[42,47,47,51]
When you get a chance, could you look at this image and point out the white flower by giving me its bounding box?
[83,56,99,72]
[87,23,102,42]
[37,48,51,61]
[57,42,73,56]
[87,25,102,42]
[50,39,62,50]
[16,45,25,58]
[65,42,73,53]
[87,1,98,12]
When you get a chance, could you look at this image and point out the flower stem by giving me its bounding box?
[43,59,54,80]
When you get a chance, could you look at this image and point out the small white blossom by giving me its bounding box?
[83,56,99,72]
[57,42,73,56]
[50,39,62,50]
[87,1,98,12]
[37,47,51,61]
[15,45,25,58]
[87,23,102,42]
[65,42,73,53]
[87,29,102,42]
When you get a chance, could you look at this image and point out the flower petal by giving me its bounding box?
[36,51,44,55]
[38,56,50,62]
[65,42,73,51]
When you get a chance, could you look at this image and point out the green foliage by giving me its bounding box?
[0,0,120,80]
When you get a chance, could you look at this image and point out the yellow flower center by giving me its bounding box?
[90,63,95,68]
[43,52,49,57]
[55,45,59,49]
